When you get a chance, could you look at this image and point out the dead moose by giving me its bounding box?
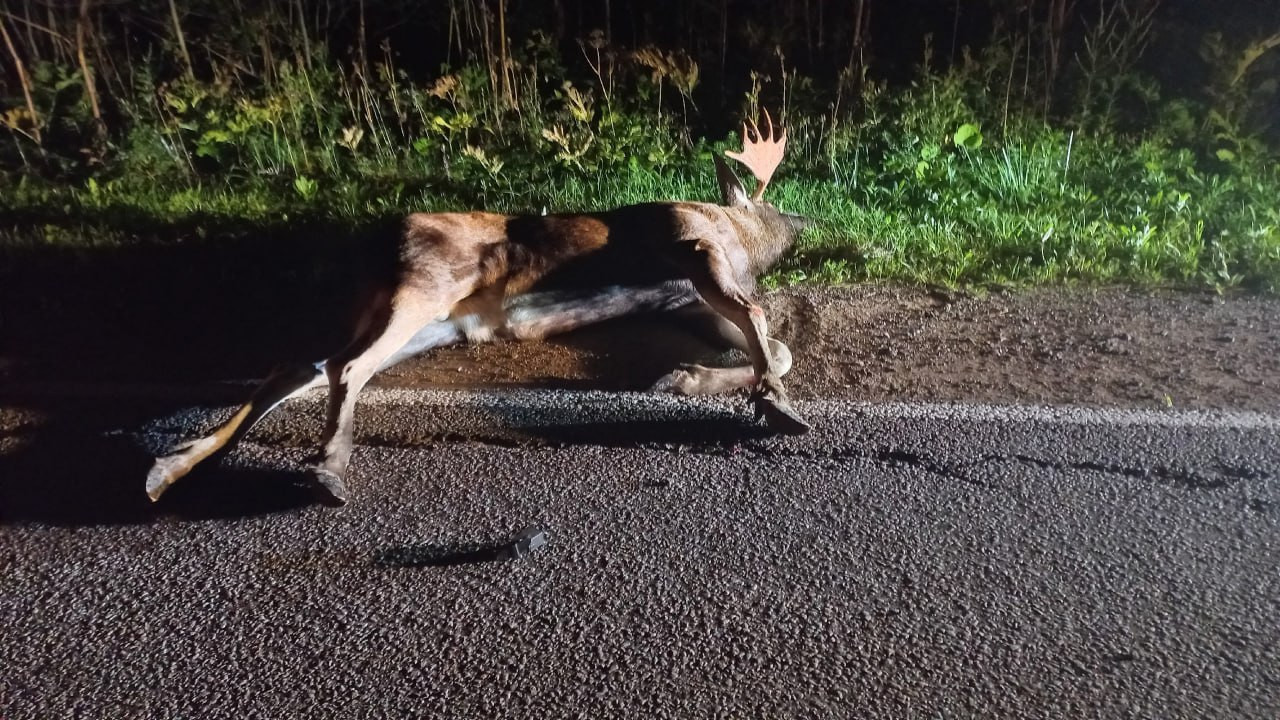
[147,111,812,504]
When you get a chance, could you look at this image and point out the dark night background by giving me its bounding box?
[3,1,1279,147]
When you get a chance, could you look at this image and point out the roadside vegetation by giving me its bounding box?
[2,1,1278,290]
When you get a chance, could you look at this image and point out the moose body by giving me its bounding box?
[148,115,811,504]
[402,200,802,337]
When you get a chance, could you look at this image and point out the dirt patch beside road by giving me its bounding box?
[2,284,1277,412]
[372,285,1280,412]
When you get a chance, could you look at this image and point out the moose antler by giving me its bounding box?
[724,109,787,202]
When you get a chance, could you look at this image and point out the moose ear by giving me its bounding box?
[714,154,751,208]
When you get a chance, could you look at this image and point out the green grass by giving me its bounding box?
[4,46,1279,292]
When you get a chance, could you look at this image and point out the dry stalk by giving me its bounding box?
[0,13,41,144]
[75,0,105,138]
[167,0,194,81]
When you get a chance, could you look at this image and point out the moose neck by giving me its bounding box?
[731,204,803,276]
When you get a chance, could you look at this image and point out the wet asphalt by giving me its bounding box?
[1,388,1278,718]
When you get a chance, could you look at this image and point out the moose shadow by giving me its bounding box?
[0,212,398,525]
[0,394,326,526]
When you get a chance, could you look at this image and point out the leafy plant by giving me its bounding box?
[953,123,983,151]
[293,176,318,200]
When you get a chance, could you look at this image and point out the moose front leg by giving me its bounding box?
[677,240,810,435]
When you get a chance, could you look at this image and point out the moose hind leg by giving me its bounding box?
[651,304,794,396]
[146,363,325,502]
[314,289,446,503]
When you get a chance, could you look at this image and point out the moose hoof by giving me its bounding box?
[313,467,351,506]
[146,455,188,502]
[756,396,812,435]
[751,379,811,436]
[649,365,699,395]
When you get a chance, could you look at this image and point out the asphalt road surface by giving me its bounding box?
[1,388,1278,718]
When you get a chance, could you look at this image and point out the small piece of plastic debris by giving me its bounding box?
[501,526,549,559]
